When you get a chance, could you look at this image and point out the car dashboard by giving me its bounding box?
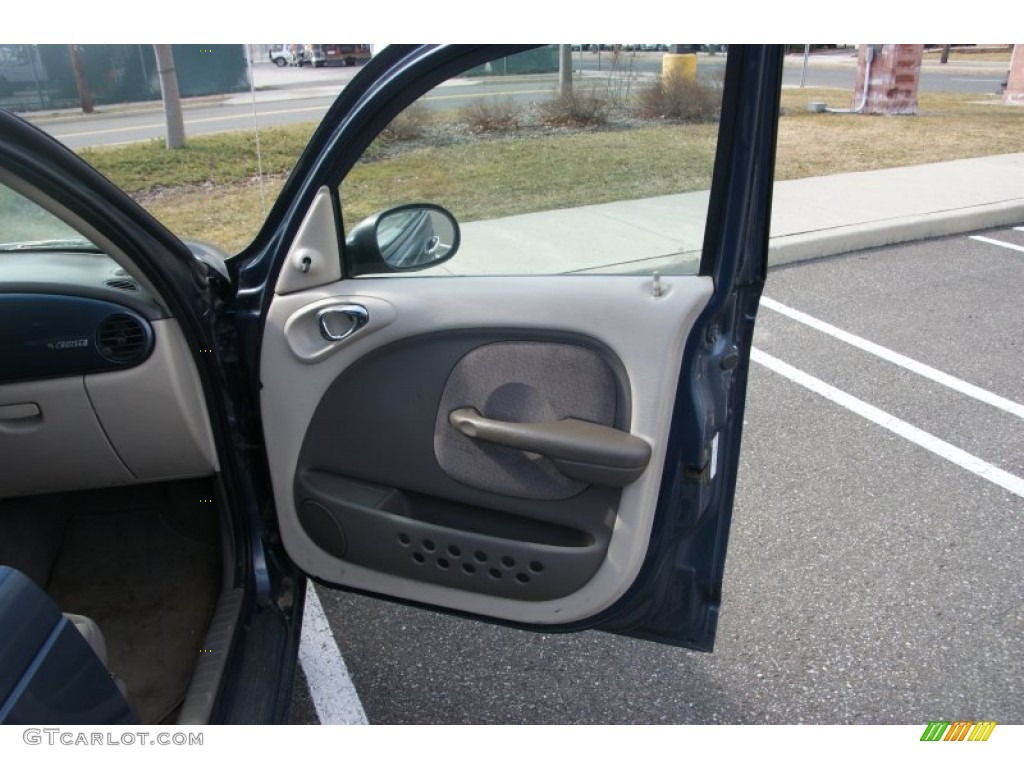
[0,249,219,499]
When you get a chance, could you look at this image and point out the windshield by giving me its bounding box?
[0,181,100,252]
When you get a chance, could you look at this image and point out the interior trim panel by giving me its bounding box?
[0,294,154,384]
[0,375,134,497]
[262,275,713,625]
[293,332,629,601]
[0,319,218,499]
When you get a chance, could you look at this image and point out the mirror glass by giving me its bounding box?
[375,207,457,270]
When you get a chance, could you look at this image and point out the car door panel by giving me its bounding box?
[242,44,784,649]
[294,331,625,603]
[260,274,713,623]
[0,45,789,723]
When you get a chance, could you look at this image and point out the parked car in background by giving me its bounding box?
[307,44,373,67]
[268,44,306,67]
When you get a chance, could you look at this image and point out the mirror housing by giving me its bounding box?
[345,203,460,277]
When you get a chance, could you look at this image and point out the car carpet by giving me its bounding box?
[0,495,69,588]
[45,482,220,724]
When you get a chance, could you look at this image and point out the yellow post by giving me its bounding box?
[662,53,697,81]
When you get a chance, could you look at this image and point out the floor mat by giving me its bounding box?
[46,487,220,724]
[0,496,68,587]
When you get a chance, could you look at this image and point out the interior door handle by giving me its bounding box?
[449,407,651,487]
[317,304,368,342]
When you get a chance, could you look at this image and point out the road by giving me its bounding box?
[25,54,1009,150]
[35,79,563,150]
[288,224,1024,723]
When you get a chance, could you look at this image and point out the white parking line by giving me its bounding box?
[759,297,1024,420]
[299,581,368,724]
[751,348,1024,500]
[969,235,1024,254]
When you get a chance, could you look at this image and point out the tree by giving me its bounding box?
[152,45,185,149]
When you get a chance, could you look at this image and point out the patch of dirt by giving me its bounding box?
[365,103,693,163]
[132,174,287,205]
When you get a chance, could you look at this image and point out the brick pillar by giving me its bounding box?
[853,44,924,115]
[1003,44,1024,104]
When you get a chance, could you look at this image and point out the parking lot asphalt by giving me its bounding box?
[289,223,1024,724]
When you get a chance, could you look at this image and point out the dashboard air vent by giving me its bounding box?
[96,315,150,364]
[105,278,138,292]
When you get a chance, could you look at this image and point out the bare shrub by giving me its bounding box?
[635,74,722,121]
[460,98,525,133]
[540,89,610,127]
[601,47,641,107]
[380,102,431,141]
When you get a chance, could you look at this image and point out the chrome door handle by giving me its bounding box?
[317,304,369,342]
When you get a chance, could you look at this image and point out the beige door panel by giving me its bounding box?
[261,274,712,624]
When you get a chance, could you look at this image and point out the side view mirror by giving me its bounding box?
[345,203,461,277]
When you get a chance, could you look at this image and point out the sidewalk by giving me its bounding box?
[767,154,1024,265]
[455,154,1024,274]
[784,50,1011,75]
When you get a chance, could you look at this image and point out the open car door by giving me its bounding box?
[242,45,782,651]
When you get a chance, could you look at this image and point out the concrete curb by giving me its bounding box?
[769,199,1024,267]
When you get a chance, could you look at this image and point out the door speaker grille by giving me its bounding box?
[397,531,544,587]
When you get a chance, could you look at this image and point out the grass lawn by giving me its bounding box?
[921,49,1012,62]
[76,88,1024,253]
